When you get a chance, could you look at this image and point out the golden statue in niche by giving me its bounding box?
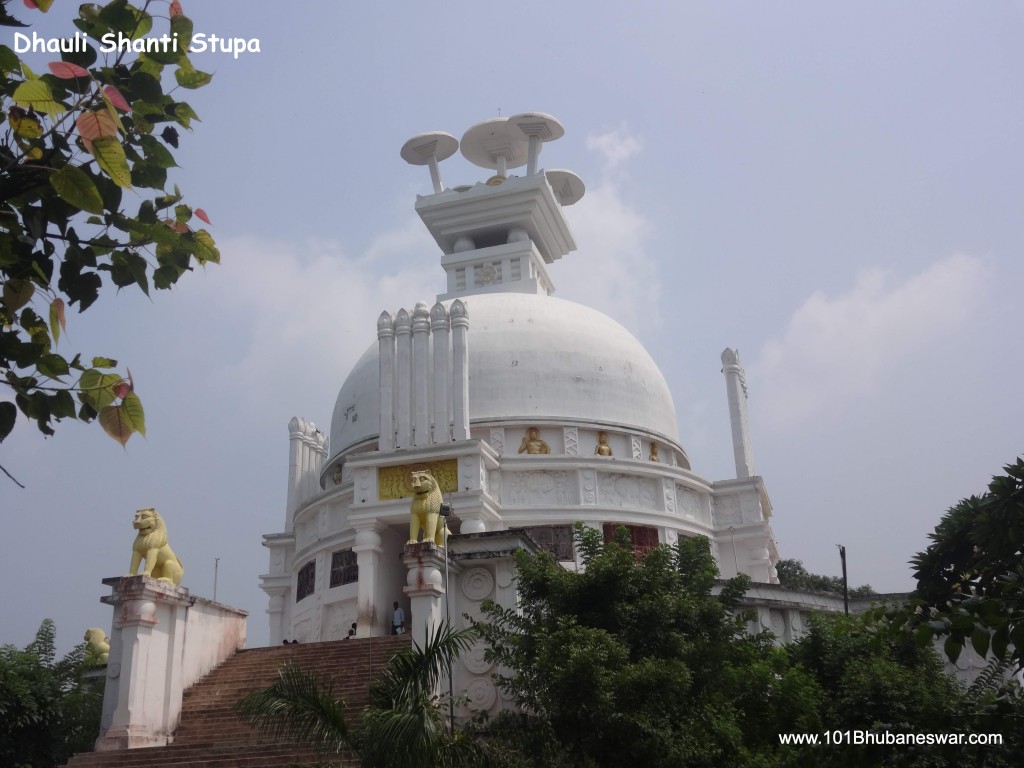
[379,459,457,501]
[595,431,612,456]
[649,442,660,462]
[407,466,447,546]
[518,427,550,455]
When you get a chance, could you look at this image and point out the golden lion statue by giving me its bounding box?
[127,507,184,585]
[84,627,110,664]
[407,468,448,546]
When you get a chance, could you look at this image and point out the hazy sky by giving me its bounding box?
[2,1,1022,655]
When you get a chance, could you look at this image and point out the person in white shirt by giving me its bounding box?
[392,601,405,635]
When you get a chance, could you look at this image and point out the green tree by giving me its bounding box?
[235,622,499,768]
[0,0,218,471]
[893,457,1024,671]
[476,524,821,768]
[0,619,104,768]
[775,558,875,598]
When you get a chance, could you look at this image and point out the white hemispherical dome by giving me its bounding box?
[329,292,680,460]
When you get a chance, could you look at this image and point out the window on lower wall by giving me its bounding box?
[297,560,315,602]
[525,525,575,561]
[603,523,660,559]
[330,549,358,587]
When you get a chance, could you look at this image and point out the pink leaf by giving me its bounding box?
[76,109,118,141]
[48,61,89,79]
[169,0,183,16]
[195,208,211,225]
[104,85,131,112]
[24,0,38,9]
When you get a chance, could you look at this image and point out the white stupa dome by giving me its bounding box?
[329,291,681,462]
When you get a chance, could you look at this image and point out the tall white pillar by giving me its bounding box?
[412,301,431,447]
[721,348,755,479]
[377,311,396,451]
[353,526,383,635]
[430,302,451,444]
[286,418,305,533]
[450,299,469,440]
[395,309,412,449]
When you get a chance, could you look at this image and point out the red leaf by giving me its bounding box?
[76,110,118,141]
[24,0,38,9]
[48,61,89,79]
[195,208,211,225]
[112,381,131,399]
[169,0,183,16]
[104,85,131,112]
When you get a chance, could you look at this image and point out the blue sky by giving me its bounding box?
[2,1,1022,654]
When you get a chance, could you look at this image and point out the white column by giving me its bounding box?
[450,299,469,440]
[403,543,446,648]
[395,309,412,448]
[721,348,755,479]
[353,526,383,635]
[377,311,396,451]
[431,302,451,444]
[286,418,305,533]
[412,301,431,447]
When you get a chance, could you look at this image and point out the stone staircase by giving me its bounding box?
[66,635,411,768]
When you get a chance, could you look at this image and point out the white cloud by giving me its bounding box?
[558,127,657,334]
[183,218,439,413]
[586,127,643,172]
[752,254,989,428]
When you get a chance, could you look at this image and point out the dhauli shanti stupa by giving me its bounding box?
[257,112,810,716]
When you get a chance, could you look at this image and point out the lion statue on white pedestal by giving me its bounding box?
[126,507,184,585]
[406,468,448,547]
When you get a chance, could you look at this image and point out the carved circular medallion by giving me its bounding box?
[463,640,494,675]
[462,567,494,601]
[478,264,497,284]
[466,677,497,711]
[496,568,513,588]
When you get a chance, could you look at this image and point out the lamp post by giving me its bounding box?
[440,500,454,736]
[837,545,848,615]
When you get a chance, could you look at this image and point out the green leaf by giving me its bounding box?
[79,369,121,410]
[174,61,212,89]
[140,135,177,168]
[970,627,990,658]
[89,137,132,189]
[3,278,34,314]
[942,635,963,664]
[90,357,117,369]
[49,298,65,344]
[12,79,64,118]
[37,353,70,378]
[0,401,16,442]
[191,230,219,264]
[122,391,145,437]
[49,166,105,214]
[98,393,145,445]
[173,102,199,127]
[169,13,193,51]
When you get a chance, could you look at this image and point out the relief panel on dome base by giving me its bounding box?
[504,470,574,506]
[597,472,658,510]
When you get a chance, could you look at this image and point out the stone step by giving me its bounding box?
[64,637,408,767]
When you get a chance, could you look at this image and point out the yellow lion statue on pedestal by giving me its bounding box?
[407,468,448,547]
[127,507,184,585]
[84,628,110,664]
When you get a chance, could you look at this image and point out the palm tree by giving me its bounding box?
[235,621,496,768]
[234,661,351,763]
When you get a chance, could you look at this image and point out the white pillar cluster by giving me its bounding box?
[378,300,469,449]
[286,417,328,531]
[721,348,755,479]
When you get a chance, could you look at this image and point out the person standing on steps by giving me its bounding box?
[392,601,405,635]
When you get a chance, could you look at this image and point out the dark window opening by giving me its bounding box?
[330,549,358,587]
[297,561,315,602]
